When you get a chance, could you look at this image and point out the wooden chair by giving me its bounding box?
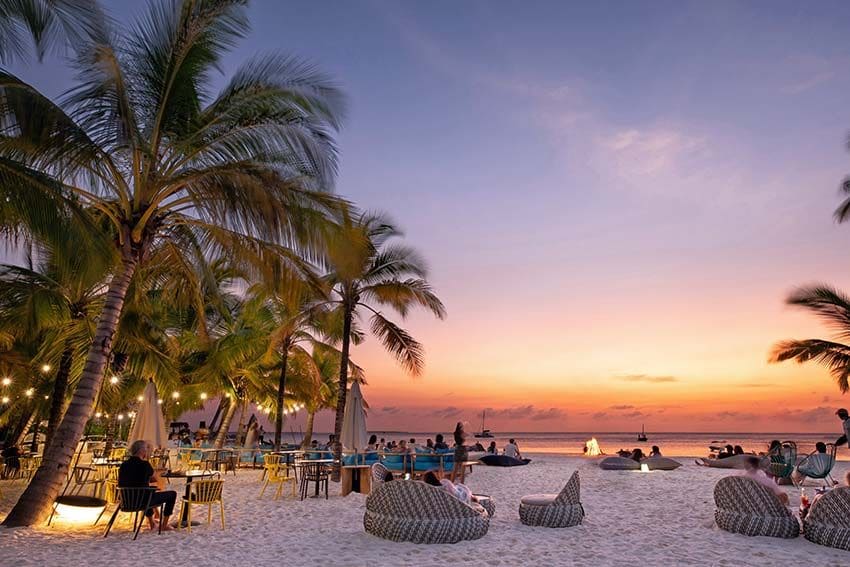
[103,487,163,540]
[178,479,225,532]
[260,460,297,500]
[260,454,282,483]
[16,455,41,484]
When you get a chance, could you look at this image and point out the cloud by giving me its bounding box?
[770,406,835,423]
[380,406,401,415]
[609,405,635,410]
[592,411,608,420]
[736,382,773,388]
[430,406,464,419]
[780,55,837,94]
[598,128,707,178]
[617,374,679,384]
[484,405,566,422]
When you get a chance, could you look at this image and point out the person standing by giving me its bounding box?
[450,422,467,483]
[835,409,850,449]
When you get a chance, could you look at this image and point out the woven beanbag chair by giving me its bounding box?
[713,476,799,538]
[518,470,584,528]
[599,456,640,470]
[644,457,682,471]
[364,480,489,544]
[804,487,850,550]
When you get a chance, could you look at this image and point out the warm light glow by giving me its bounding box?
[24,388,34,398]
[200,392,208,400]
[1,396,9,404]
[117,414,124,421]
[640,463,650,473]
[265,407,271,414]
[171,391,179,399]
[1,377,11,386]
[157,399,163,405]
[95,412,102,418]
[41,364,51,373]
[137,395,144,402]
[224,392,231,398]
[53,500,105,524]
[109,375,119,384]
[584,437,602,456]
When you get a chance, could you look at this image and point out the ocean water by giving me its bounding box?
[363,431,850,460]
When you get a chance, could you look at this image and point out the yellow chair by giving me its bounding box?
[260,461,297,500]
[260,454,281,483]
[178,479,225,532]
[109,447,126,461]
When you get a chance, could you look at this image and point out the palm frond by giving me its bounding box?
[368,310,424,376]
[770,338,850,393]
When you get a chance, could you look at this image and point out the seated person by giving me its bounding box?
[718,444,735,459]
[629,448,645,462]
[504,439,522,460]
[433,434,449,451]
[649,445,662,457]
[425,438,434,451]
[487,441,498,454]
[422,471,486,514]
[792,442,832,484]
[472,442,485,452]
[118,440,177,531]
[741,455,789,505]
[733,445,745,455]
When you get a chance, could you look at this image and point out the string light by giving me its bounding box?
[41,364,51,373]
[1,396,9,404]
[117,414,124,421]
[157,399,163,405]
[109,376,119,385]
[137,395,144,402]
[1,377,11,386]
[95,412,102,418]
[171,391,179,399]
[200,392,208,400]
[25,388,34,398]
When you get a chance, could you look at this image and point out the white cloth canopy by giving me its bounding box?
[128,380,168,449]
[340,381,368,452]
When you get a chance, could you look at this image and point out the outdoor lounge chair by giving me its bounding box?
[518,470,584,528]
[364,480,489,543]
[371,462,390,486]
[713,476,799,538]
[795,444,837,487]
[803,487,850,550]
[761,441,796,482]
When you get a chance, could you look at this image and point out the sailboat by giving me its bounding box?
[637,424,647,442]
[474,410,494,438]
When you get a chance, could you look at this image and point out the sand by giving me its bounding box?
[1,455,849,566]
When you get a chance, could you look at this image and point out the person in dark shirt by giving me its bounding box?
[433,434,449,451]
[118,440,176,532]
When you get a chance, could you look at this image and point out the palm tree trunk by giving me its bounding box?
[274,345,289,451]
[28,415,39,452]
[208,398,226,434]
[44,343,73,451]
[301,411,316,449]
[3,254,137,527]
[12,411,35,447]
[332,305,353,481]
[236,399,249,446]
[213,399,237,449]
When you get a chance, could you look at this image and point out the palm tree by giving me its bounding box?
[0,226,114,449]
[0,0,105,63]
[771,285,850,392]
[325,213,445,477]
[0,1,345,526]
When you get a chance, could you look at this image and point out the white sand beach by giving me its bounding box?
[2,455,849,566]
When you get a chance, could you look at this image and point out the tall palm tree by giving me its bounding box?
[0,1,345,526]
[325,213,445,477]
[771,285,850,392]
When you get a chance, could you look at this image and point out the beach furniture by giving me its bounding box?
[371,462,390,486]
[803,487,850,550]
[761,441,796,482]
[259,456,297,500]
[177,478,225,532]
[518,470,584,528]
[103,487,164,540]
[713,476,799,538]
[695,454,751,469]
[642,456,682,470]
[364,480,489,543]
[300,460,331,500]
[795,444,837,487]
[598,456,640,470]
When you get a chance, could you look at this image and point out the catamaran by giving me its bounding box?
[637,424,648,442]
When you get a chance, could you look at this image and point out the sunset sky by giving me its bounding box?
[13,1,850,433]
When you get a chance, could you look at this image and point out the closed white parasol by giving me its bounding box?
[340,381,368,452]
[128,380,168,449]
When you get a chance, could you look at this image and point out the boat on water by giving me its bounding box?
[474,411,494,438]
[637,424,648,442]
